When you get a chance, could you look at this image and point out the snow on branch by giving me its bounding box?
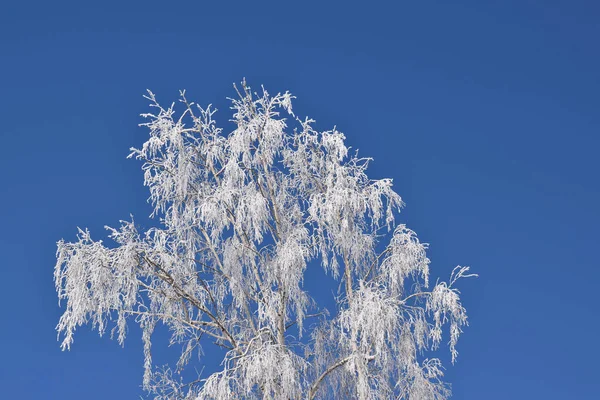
[55,81,476,399]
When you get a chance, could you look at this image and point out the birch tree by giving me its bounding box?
[55,81,476,399]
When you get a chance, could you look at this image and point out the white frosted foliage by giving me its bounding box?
[55,81,476,399]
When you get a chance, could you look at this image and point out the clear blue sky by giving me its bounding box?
[1,0,598,398]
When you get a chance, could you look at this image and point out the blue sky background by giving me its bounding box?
[1,0,599,398]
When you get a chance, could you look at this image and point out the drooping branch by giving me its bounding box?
[307,354,376,400]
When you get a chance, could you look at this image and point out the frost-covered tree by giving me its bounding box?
[55,81,476,399]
